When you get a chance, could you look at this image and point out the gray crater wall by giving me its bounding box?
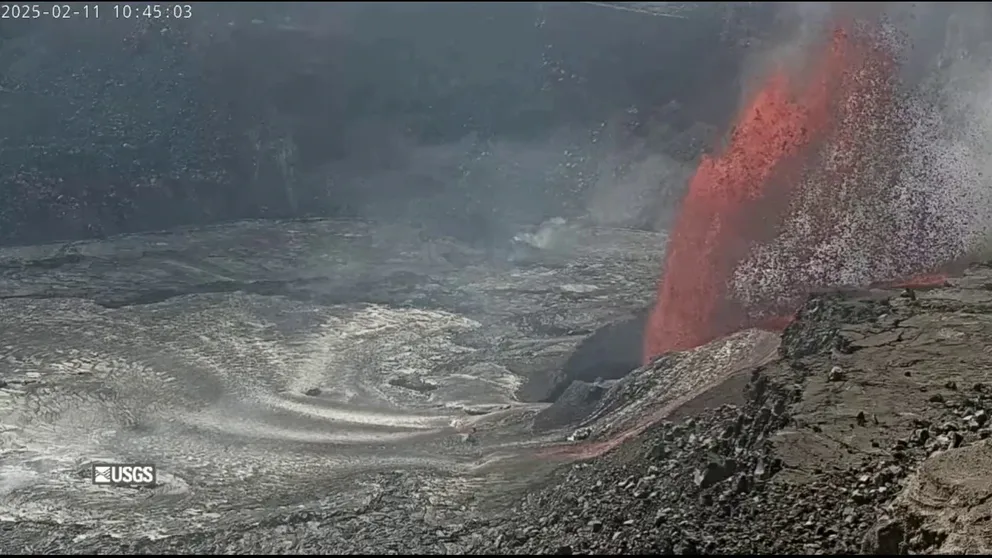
[0,2,762,247]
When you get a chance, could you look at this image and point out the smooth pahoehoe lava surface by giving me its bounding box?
[0,217,666,551]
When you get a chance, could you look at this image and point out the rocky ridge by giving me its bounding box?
[478,265,992,555]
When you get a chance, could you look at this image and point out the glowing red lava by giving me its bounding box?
[643,24,949,364]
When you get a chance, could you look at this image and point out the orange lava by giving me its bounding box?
[643,25,929,363]
[885,274,950,289]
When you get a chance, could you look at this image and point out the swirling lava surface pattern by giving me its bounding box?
[0,218,662,538]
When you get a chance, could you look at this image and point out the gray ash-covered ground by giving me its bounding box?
[4,217,992,554]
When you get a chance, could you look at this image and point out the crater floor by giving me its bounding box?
[0,217,664,550]
[8,217,987,555]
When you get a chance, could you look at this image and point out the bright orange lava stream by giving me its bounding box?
[643,25,946,364]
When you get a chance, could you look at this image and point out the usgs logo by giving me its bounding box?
[91,464,157,487]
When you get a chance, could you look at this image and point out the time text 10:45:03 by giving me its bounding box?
[0,4,193,20]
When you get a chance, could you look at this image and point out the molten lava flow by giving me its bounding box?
[643,25,945,364]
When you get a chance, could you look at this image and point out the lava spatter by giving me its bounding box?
[644,24,952,364]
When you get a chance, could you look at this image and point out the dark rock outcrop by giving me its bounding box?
[543,311,648,403]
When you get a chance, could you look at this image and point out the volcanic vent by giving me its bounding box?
[644,21,962,364]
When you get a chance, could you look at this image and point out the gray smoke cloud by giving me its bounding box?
[869,3,992,260]
[0,3,780,249]
[911,4,992,257]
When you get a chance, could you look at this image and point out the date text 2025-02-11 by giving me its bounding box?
[0,3,193,20]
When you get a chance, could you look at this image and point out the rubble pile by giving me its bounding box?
[481,270,992,554]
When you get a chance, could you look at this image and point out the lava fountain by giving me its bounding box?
[643,23,956,364]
